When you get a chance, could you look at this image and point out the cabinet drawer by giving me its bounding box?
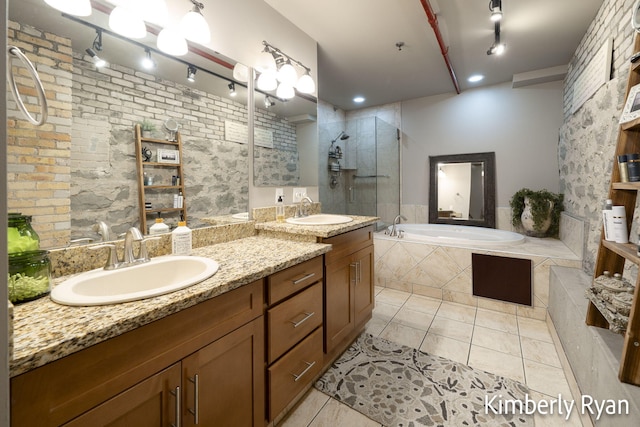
[267,256,323,305]
[268,282,323,363]
[268,327,323,420]
[322,225,374,265]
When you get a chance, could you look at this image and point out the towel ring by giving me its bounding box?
[7,45,48,126]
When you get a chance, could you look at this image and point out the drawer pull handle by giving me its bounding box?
[292,272,316,285]
[188,374,199,424]
[289,311,315,328]
[292,361,316,382]
[170,386,181,427]
[350,263,357,284]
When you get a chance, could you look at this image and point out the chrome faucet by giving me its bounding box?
[386,214,407,237]
[90,227,159,270]
[295,195,314,218]
[92,221,111,242]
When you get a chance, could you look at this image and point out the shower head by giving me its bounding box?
[331,131,350,143]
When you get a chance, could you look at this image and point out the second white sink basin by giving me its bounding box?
[51,256,219,306]
[286,214,353,226]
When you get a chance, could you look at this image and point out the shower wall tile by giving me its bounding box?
[559,212,585,258]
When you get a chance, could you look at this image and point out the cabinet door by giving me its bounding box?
[63,363,181,427]
[324,256,355,353]
[354,245,375,326]
[182,316,265,427]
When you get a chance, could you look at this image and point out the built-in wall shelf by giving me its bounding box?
[589,34,640,386]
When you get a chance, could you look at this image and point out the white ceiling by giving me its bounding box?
[266,0,605,110]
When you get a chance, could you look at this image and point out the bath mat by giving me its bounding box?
[315,333,533,427]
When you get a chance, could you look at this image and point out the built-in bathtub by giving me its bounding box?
[384,223,525,247]
[374,223,581,320]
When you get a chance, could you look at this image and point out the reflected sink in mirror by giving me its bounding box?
[285,214,353,226]
[51,256,219,306]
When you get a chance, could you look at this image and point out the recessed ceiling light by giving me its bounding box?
[468,75,484,83]
[353,96,365,103]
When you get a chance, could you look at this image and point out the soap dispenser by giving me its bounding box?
[276,195,285,223]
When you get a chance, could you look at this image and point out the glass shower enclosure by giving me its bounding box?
[319,117,400,229]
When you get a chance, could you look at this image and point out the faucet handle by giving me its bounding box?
[138,236,161,262]
[89,243,119,270]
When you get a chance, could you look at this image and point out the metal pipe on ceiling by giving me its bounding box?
[419,0,461,94]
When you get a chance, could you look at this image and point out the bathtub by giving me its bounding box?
[381,223,525,247]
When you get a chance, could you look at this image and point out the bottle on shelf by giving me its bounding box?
[602,199,613,241]
[611,206,629,244]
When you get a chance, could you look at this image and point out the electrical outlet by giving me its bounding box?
[275,188,284,203]
[293,187,306,203]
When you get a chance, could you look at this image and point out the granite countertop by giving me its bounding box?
[10,236,331,377]
[254,215,379,239]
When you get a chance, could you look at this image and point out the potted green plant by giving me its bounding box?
[510,188,563,237]
[139,119,155,138]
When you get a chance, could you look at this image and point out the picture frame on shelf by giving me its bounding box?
[157,148,180,164]
[619,82,640,124]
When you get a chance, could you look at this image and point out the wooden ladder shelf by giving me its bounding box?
[588,35,640,386]
[134,124,187,234]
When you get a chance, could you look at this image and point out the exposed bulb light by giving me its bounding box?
[179,1,211,44]
[141,49,155,70]
[276,83,295,100]
[296,71,316,94]
[186,65,197,83]
[44,0,92,16]
[157,27,188,56]
[257,70,278,91]
[109,6,147,39]
[487,43,506,55]
[85,48,106,68]
[468,74,484,83]
[353,96,365,103]
[228,82,237,97]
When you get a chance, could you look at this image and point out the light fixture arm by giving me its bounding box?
[262,40,312,75]
[93,29,103,51]
[189,0,205,11]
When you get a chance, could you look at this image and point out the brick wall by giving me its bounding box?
[6,21,72,249]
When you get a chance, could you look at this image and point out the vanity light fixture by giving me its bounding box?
[109,5,147,39]
[44,0,91,16]
[186,65,197,82]
[228,82,237,97]
[179,0,211,44]
[157,26,188,56]
[258,41,316,95]
[489,0,503,22]
[141,48,156,70]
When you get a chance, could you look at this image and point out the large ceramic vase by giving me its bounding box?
[520,196,552,237]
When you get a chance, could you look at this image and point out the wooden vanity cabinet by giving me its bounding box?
[266,256,324,421]
[11,280,265,427]
[322,226,375,359]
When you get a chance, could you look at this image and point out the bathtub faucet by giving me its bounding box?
[387,214,407,237]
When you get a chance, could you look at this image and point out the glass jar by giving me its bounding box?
[8,250,51,304]
[8,213,40,254]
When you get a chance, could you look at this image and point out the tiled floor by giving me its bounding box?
[278,287,586,427]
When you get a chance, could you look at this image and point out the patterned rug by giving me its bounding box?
[315,333,534,427]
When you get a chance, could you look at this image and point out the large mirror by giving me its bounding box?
[8,0,252,247]
[252,88,318,187]
[428,152,496,228]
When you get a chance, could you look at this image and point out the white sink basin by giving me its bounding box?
[51,256,219,306]
[286,214,353,226]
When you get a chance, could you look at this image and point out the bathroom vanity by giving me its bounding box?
[9,217,378,426]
